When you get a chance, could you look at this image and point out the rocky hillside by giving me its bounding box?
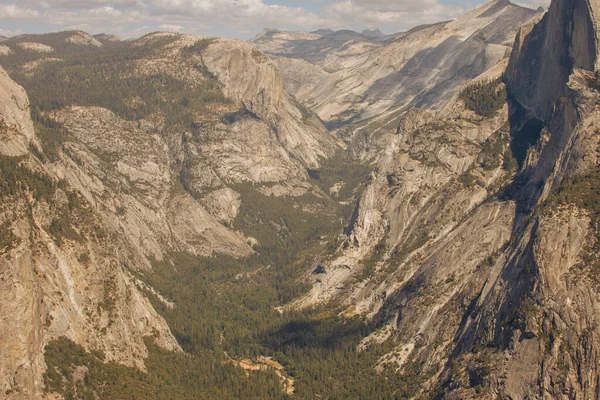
[0,64,183,399]
[0,31,345,399]
[251,28,402,63]
[294,0,600,398]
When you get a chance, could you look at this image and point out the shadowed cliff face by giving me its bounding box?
[471,1,600,396]
[506,0,597,120]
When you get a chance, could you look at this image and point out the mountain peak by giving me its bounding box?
[362,28,383,38]
[252,28,279,40]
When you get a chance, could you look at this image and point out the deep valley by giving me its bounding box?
[1,0,599,399]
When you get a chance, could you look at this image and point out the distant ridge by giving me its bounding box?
[93,33,121,42]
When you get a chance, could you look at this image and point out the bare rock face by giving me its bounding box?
[17,43,54,53]
[455,0,600,396]
[0,73,181,399]
[64,32,103,48]
[131,34,339,192]
[0,45,12,55]
[202,40,285,125]
[3,0,600,397]
[506,0,598,120]
[200,188,242,225]
[291,0,600,398]
[202,39,339,169]
[51,105,253,260]
[0,67,35,156]
[294,85,514,312]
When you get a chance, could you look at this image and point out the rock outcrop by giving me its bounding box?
[2,0,600,398]
[0,67,35,156]
[0,68,181,399]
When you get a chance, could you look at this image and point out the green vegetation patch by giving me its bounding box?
[547,166,600,214]
[232,183,343,254]
[478,123,518,172]
[0,155,90,246]
[262,312,431,399]
[181,38,217,55]
[0,155,56,201]
[118,180,429,399]
[18,31,430,400]
[48,217,81,247]
[307,151,373,203]
[43,337,285,400]
[459,79,507,118]
[38,146,432,399]
[31,109,69,163]
[5,35,229,127]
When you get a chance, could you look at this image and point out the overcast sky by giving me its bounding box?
[0,0,551,40]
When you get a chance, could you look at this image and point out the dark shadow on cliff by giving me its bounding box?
[259,313,372,355]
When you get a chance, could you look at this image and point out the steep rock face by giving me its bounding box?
[51,105,254,260]
[0,67,34,156]
[202,39,339,169]
[127,34,338,193]
[0,69,181,399]
[202,39,285,125]
[506,0,597,120]
[294,85,515,312]
[450,0,600,396]
[250,28,399,64]
[64,32,103,48]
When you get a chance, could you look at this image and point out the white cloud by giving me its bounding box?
[321,0,466,30]
[19,0,145,9]
[0,0,546,39]
[158,23,183,31]
[149,0,326,32]
[0,4,40,18]
[339,0,440,13]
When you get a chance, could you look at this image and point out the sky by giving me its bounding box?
[0,0,551,40]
